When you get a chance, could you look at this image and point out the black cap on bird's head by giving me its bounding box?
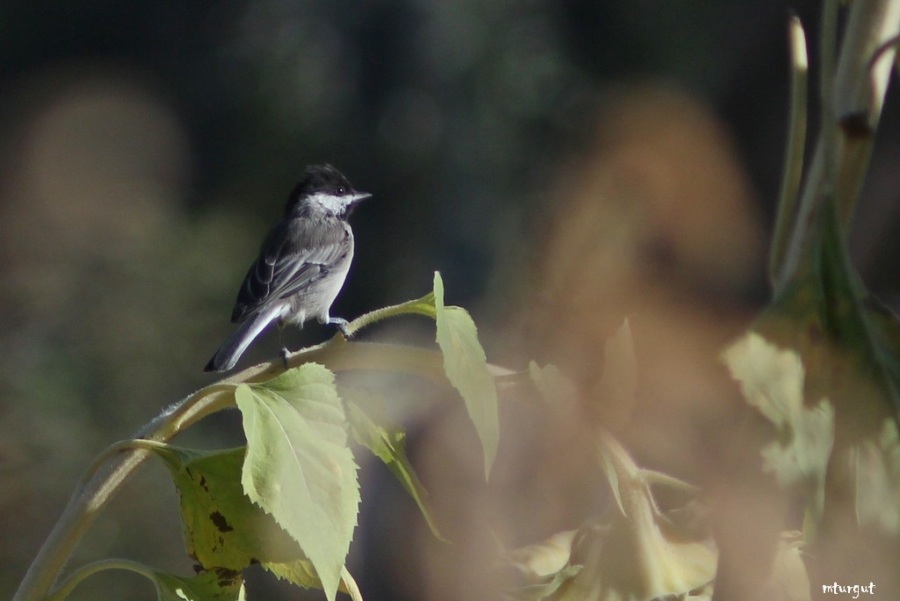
[285,164,371,217]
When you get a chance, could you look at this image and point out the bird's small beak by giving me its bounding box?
[350,192,372,205]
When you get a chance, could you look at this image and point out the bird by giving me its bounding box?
[204,164,371,372]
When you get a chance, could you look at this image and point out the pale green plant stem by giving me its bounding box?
[342,295,436,336]
[833,1,900,224]
[770,15,809,291]
[773,0,900,294]
[820,0,840,179]
[46,559,157,601]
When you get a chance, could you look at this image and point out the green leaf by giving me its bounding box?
[235,364,360,601]
[503,529,582,600]
[343,391,446,541]
[263,560,321,591]
[156,446,307,570]
[505,528,578,578]
[433,271,499,479]
[507,565,582,601]
[265,562,364,601]
[722,332,835,514]
[152,570,245,601]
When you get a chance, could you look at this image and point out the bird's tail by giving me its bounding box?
[204,306,282,372]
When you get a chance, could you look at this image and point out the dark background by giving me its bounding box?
[1,1,898,600]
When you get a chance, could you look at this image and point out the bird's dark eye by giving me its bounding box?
[337,187,346,194]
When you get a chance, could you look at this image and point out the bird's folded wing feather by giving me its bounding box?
[231,220,350,322]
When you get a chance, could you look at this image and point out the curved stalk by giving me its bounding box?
[774,0,900,293]
[46,559,157,601]
[770,15,810,293]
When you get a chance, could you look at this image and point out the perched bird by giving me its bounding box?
[204,164,371,372]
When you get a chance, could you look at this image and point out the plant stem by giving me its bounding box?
[46,559,157,601]
[833,0,900,225]
[773,0,900,294]
[343,294,436,336]
[770,15,809,294]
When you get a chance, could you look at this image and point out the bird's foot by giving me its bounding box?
[327,317,353,339]
[279,347,290,370]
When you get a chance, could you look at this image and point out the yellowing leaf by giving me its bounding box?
[760,532,811,601]
[235,364,360,601]
[506,529,579,582]
[553,434,717,601]
[152,570,245,601]
[156,446,305,570]
[722,332,835,512]
[854,419,900,534]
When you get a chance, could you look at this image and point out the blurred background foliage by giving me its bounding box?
[1,1,899,600]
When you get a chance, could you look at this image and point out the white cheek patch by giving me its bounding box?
[307,192,353,214]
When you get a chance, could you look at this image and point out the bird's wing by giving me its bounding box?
[231,219,351,322]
